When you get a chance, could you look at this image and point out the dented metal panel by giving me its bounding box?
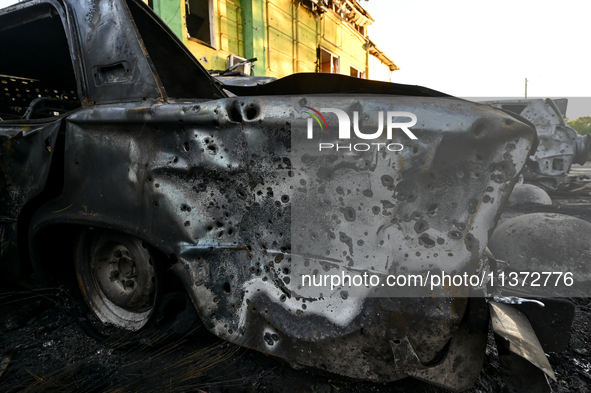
[66,0,165,103]
[490,302,556,381]
[29,93,536,383]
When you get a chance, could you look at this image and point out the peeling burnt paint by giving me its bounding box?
[0,0,540,390]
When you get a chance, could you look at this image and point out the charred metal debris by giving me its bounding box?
[483,98,591,189]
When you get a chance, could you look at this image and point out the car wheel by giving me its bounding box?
[75,229,160,332]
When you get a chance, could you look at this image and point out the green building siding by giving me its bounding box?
[243,0,266,67]
[152,0,184,39]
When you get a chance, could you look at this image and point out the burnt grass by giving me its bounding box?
[2,172,591,392]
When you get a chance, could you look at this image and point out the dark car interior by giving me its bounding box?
[0,3,81,121]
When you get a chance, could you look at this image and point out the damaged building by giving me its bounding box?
[142,0,397,81]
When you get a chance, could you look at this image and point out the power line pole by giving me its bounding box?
[525,77,528,98]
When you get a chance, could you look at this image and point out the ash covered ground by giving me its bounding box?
[2,167,591,393]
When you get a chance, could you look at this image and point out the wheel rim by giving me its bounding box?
[76,230,158,331]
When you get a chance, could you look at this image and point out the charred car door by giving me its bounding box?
[0,1,82,277]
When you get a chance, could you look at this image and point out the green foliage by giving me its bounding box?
[568,116,591,135]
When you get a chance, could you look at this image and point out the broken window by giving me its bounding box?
[319,48,339,74]
[350,66,365,79]
[186,0,215,46]
[0,4,81,121]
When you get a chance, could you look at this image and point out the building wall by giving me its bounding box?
[149,0,393,80]
[184,0,246,72]
[266,0,315,76]
[317,10,368,77]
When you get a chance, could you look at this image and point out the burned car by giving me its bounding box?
[0,0,575,391]
[483,98,591,189]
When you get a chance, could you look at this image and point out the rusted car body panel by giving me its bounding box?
[0,0,538,389]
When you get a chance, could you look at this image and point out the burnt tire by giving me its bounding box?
[73,229,200,348]
[75,229,159,331]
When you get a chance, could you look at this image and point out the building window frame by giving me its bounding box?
[185,0,217,49]
[319,47,340,74]
[350,65,365,79]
